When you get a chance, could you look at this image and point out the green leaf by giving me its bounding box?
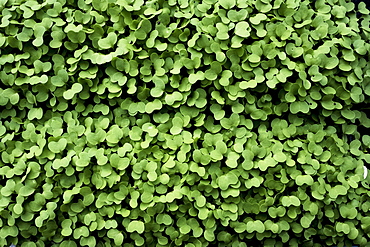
[98,32,118,50]
[286,43,304,58]
[300,213,315,228]
[204,69,218,81]
[204,229,215,241]
[73,226,90,239]
[165,91,183,105]
[127,220,145,234]
[295,175,314,186]
[239,80,257,89]
[227,9,248,22]
[66,24,86,44]
[32,25,46,47]
[353,39,367,55]
[189,71,205,84]
[92,0,108,11]
[339,204,357,219]
[107,229,124,245]
[0,225,18,238]
[63,83,83,100]
[219,0,236,9]
[257,157,278,171]
[217,172,238,190]
[219,70,233,86]
[332,5,347,18]
[225,151,240,168]
[19,185,36,197]
[28,108,43,120]
[281,196,301,207]
[256,0,272,12]
[275,23,291,40]
[250,13,267,25]
[195,195,207,208]
[324,56,339,69]
[362,135,370,147]
[276,68,292,82]
[290,101,309,114]
[210,104,225,120]
[273,152,287,163]
[129,126,142,141]
[156,214,172,225]
[246,220,265,233]
[235,21,250,38]
[106,125,123,144]
[328,185,347,199]
[145,99,162,113]
[48,138,68,153]
[340,109,355,120]
[336,222,350,234]
[142,123,158,137]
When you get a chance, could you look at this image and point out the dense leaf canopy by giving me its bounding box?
[1,0,370,246]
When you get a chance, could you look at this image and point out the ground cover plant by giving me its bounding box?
[1,0,370,246]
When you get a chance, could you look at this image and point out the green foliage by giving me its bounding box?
[0,0,370,246]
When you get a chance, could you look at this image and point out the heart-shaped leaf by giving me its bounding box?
[127,220,145,234]
[48,138,67,153]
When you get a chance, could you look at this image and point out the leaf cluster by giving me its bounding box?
[0,0,370,246]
